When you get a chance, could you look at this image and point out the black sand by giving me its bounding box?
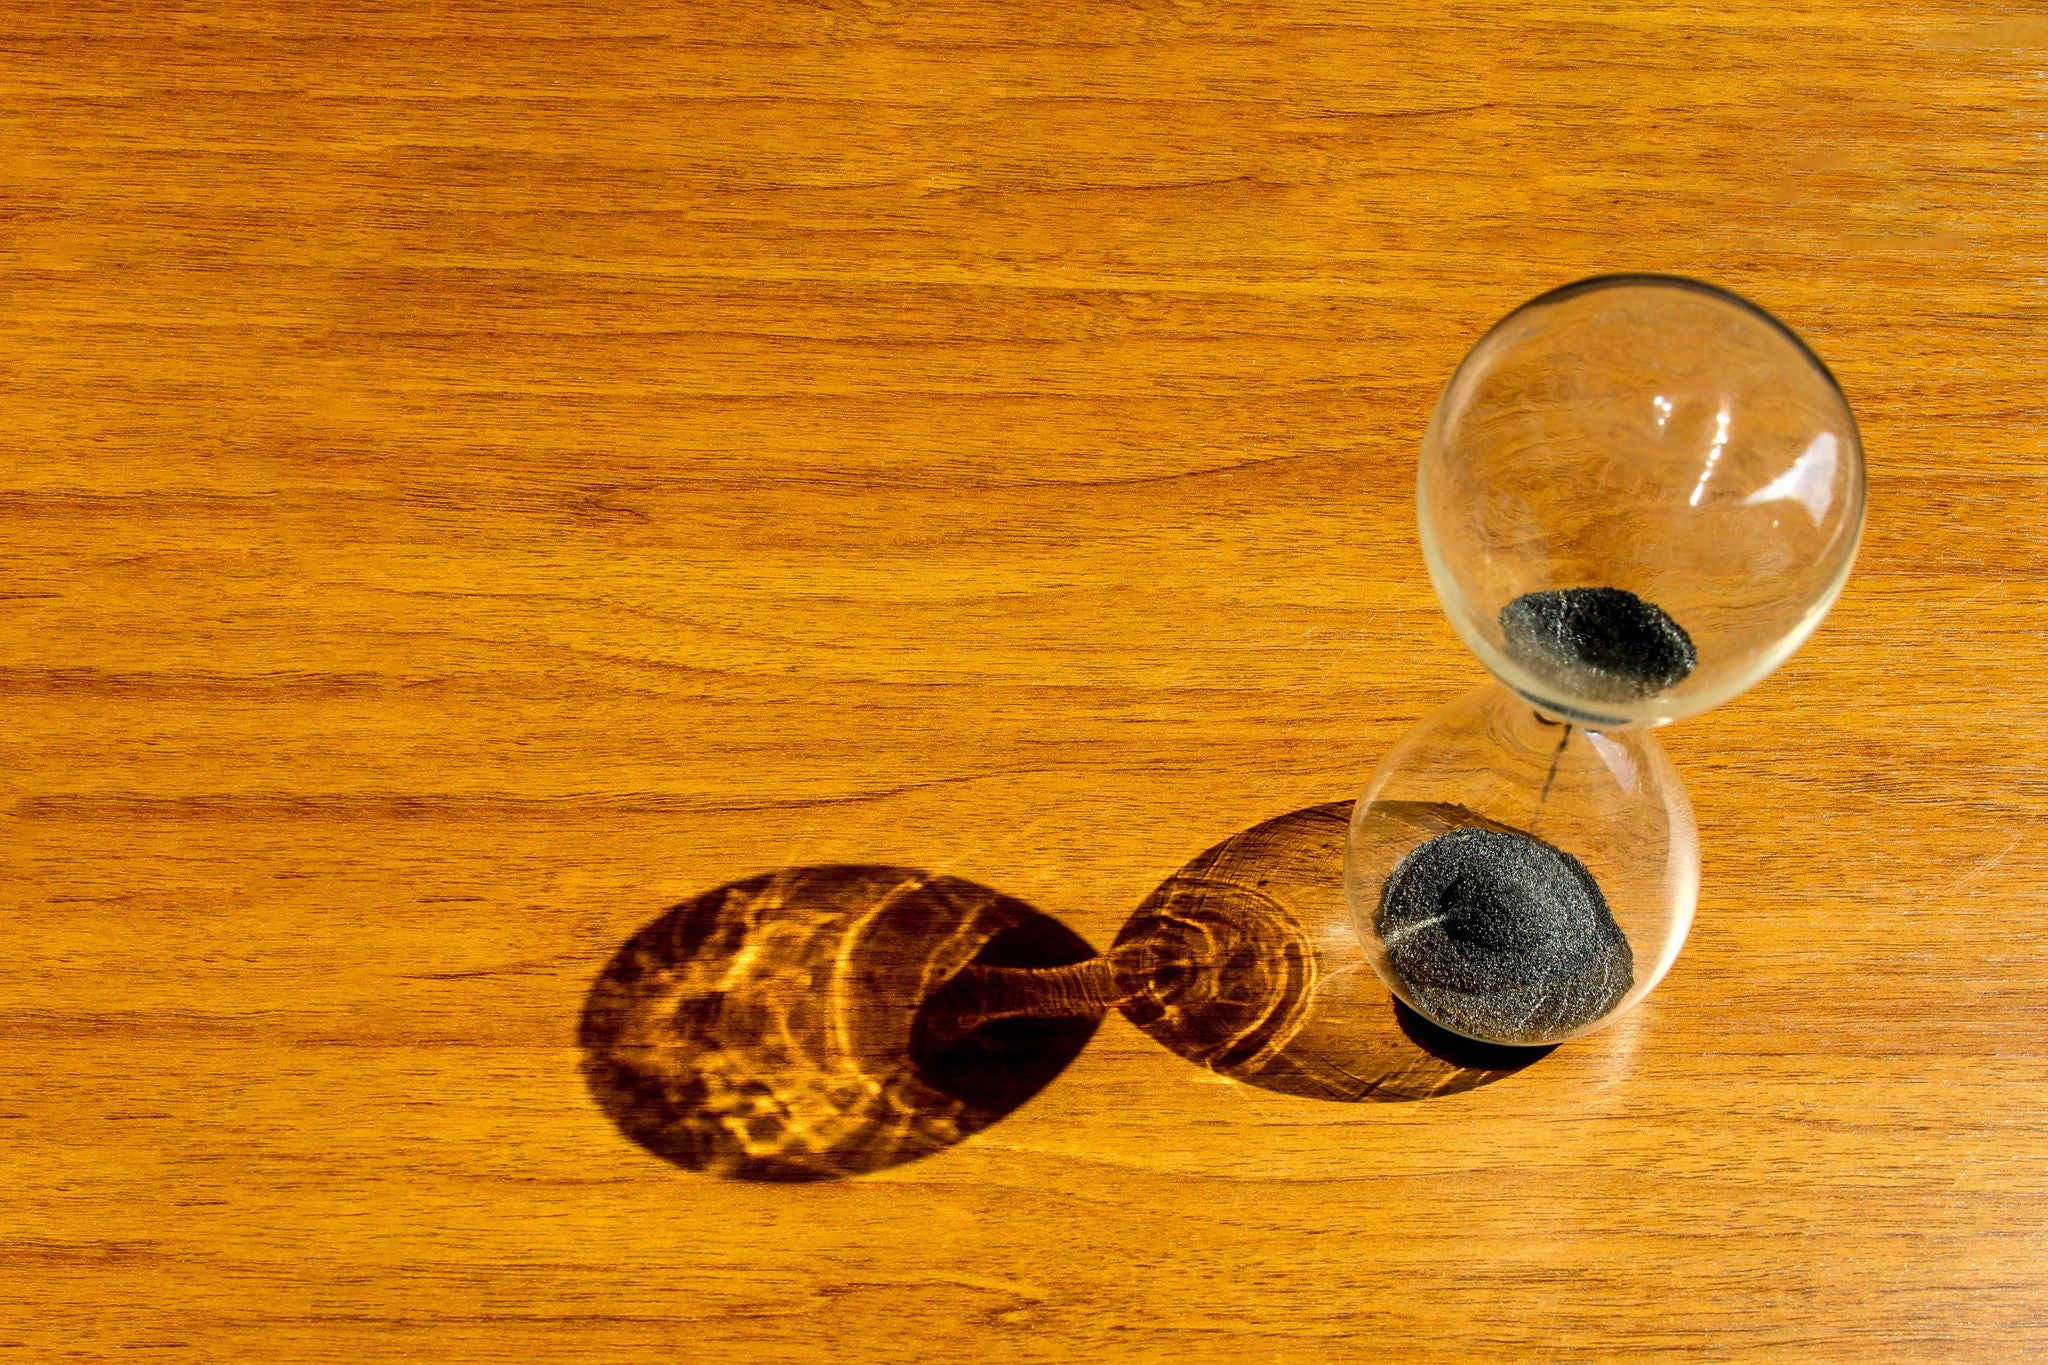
[1500,586,1697,702]
[1376,826,1633,1044]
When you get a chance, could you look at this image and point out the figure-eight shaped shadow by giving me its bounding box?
[579,801,1550,1181]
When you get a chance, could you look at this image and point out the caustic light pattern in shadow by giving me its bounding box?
[577,865,1099,1182]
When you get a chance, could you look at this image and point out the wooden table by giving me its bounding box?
[6,3,2045,1359]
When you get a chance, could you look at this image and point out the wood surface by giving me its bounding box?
[4,2,2046,1359]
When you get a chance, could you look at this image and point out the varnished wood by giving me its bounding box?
[5,2,2045,1358]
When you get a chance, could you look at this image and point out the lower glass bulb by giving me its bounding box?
[1344,684,1699,1046]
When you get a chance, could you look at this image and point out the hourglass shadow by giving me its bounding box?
[579,804,1549,1181]
[578,865,1099,1182]
[1123,800,1553,1101]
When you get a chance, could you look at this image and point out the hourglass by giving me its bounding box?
[1345,275,1866,1046]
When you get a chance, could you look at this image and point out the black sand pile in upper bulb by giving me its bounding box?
[1499,586,1697,702]
[1376,827,1633,1045]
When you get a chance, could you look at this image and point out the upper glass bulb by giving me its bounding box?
[1419,275,1866,726]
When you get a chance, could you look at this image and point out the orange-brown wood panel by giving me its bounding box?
[3,2,2045,1359]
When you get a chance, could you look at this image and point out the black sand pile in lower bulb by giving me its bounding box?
[1377,827,1633,1045]
[1499,586,1697,702]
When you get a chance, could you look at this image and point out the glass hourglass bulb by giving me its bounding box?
[1347,275,1866,1046]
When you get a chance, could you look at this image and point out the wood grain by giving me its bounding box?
[4,1,2045,1359]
